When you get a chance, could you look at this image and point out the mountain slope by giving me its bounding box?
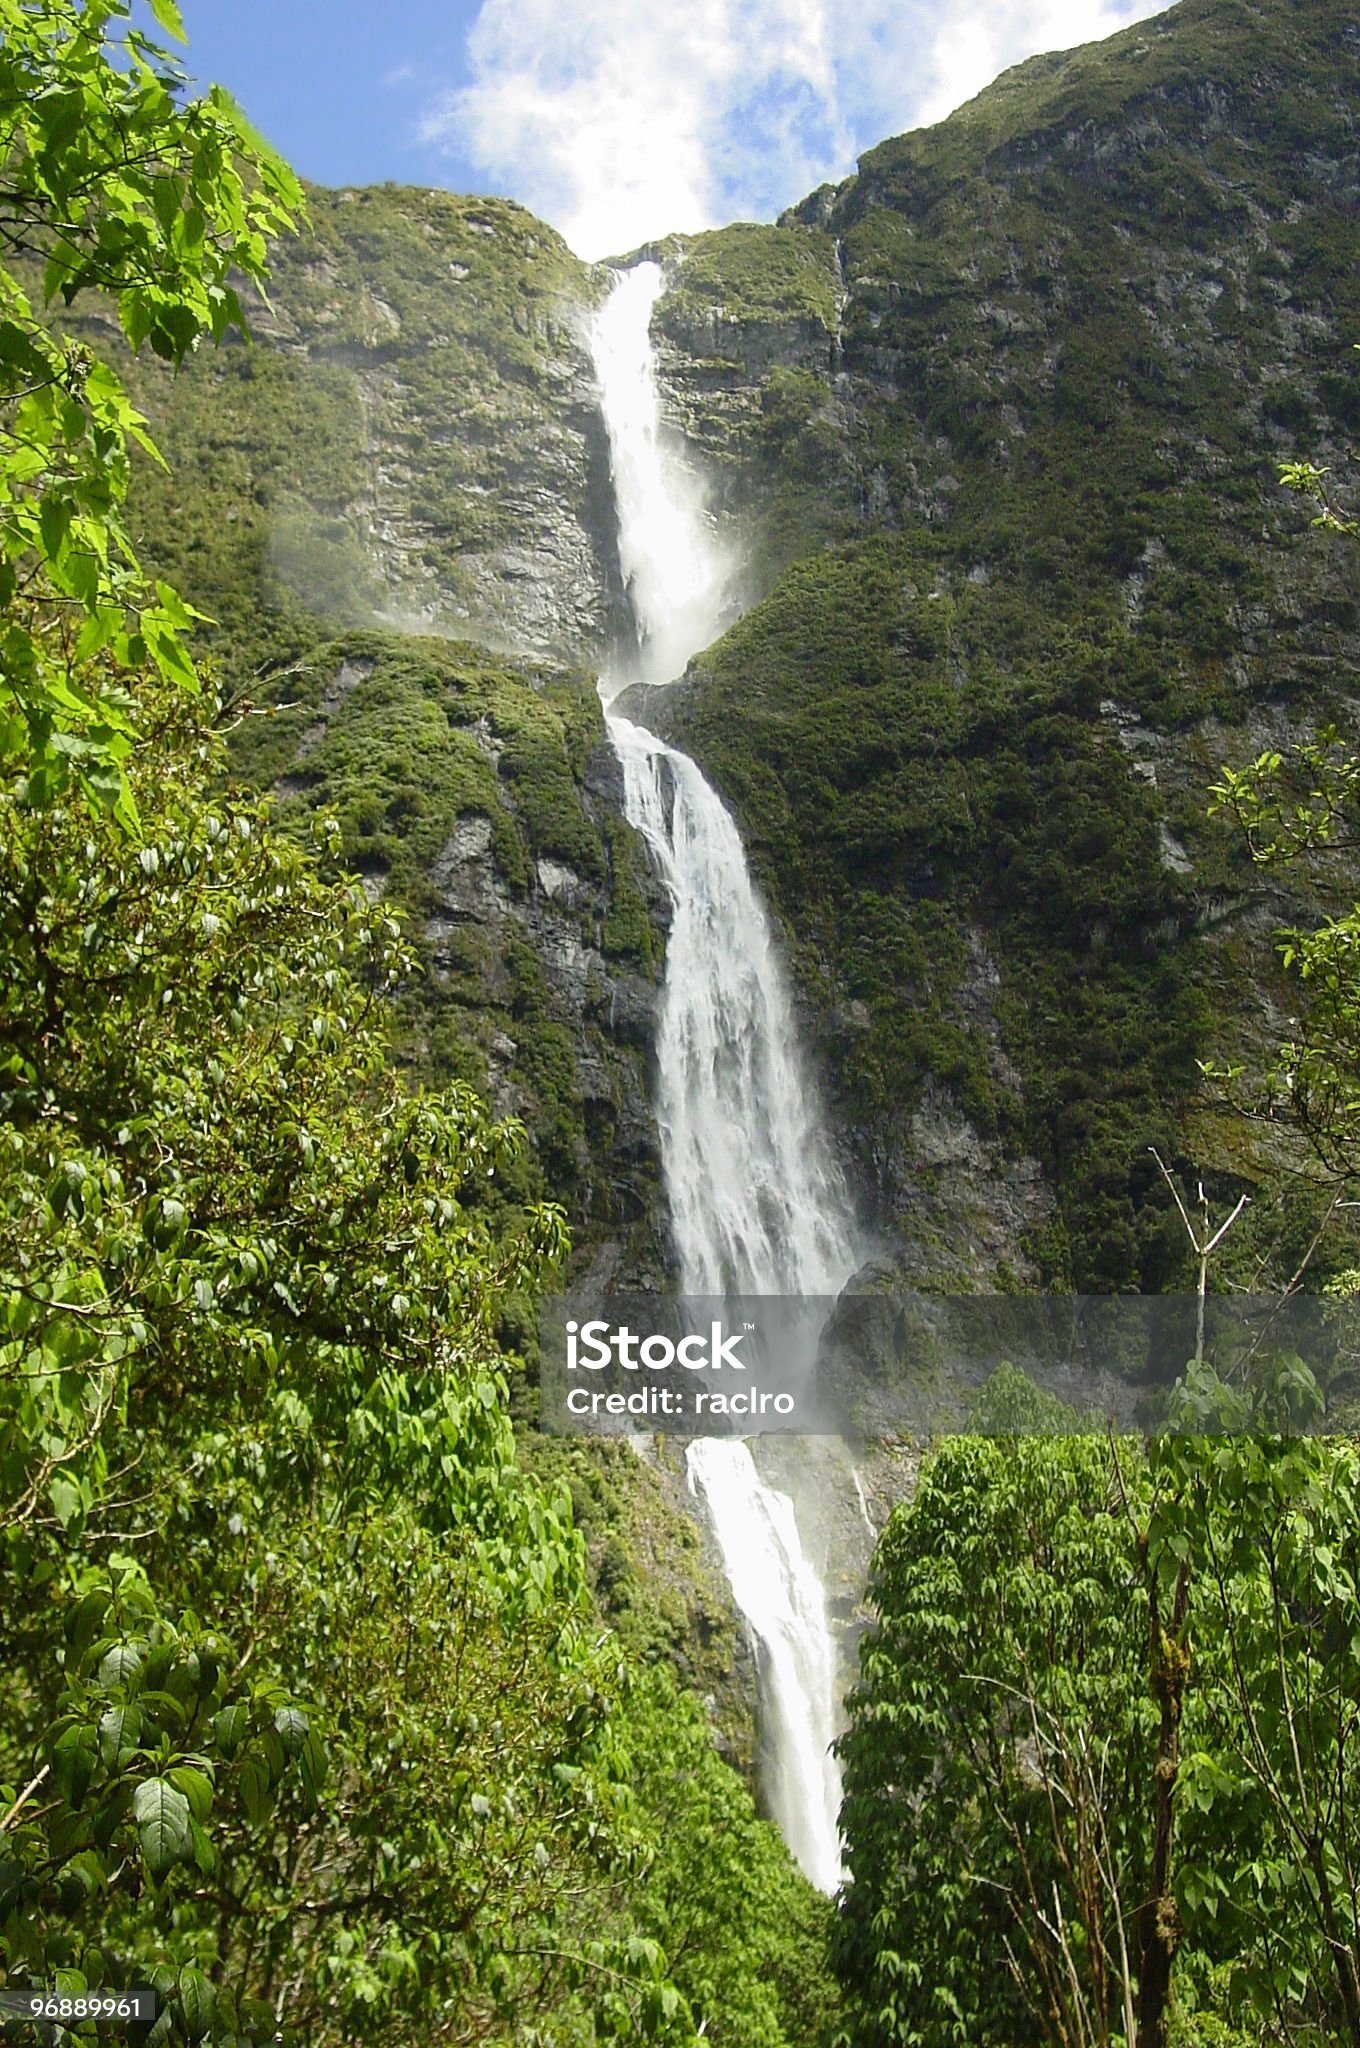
[635,0,1360,1287]
[72,0,1360,1290]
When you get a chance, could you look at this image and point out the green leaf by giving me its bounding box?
[211,1701,247,1758]
[297,1727,328,1808]
[38,493,71,565]
[132,1776,192,1878]
[144,619,199,694]
[176,1966,215,2044]
[66,1587,112,1660]
[51,1723,99,1808]
[98,1703,145,1770]
[148,0,189,40]
[98,1643,144,1689]
[273,1704,309,1760]
[166,1763,213,1823]
[238,1752,272,1826]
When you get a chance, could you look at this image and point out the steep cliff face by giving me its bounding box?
[231,629,675,1289]
[643,0,1360,610]
[627,0,1360,1290]
[643,223,856,587]
[112,189,625,680]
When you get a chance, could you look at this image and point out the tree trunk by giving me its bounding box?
[1136,1560,1190,2048]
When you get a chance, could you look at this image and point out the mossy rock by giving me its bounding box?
[230,627,671,1277]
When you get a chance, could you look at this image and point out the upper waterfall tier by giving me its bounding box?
[589,261,734,692]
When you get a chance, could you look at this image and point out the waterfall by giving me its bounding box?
[610,729,856,1299]
[588,263,729,689]
[589,263,860,1893]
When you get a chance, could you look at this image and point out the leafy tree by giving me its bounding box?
[1207,460,1360,1221]
[834,1434,1161,2048]
[836,1418,1360,2048]
[0,674,828,2042]
[0,13,834,2043]
[0,661,630,2036]
[1166,1432,1360,2047]
[0,0,302,822]
[623,1673,842,2047]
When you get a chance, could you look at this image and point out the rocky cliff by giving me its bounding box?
[627,0,1360,1291]
[82,0,1360,1296]
[230,628,675,1290]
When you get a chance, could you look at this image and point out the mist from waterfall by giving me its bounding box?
[589,261,860,1892]
[588,263,732,692]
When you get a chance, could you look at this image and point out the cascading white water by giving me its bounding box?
[589,263,729,689]
[611,730,855,1298]
[589,263,860,1893]
[613,722,855,1889]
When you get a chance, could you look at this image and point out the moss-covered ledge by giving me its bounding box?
[231,627,674,1285]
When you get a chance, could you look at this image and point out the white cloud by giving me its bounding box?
[912,0,1168,126]
[420,0,1173,260]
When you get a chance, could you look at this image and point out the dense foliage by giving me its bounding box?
[669,540,1213,1288]
[0,7,838,2042]
[0,692,830,2042]
[228,626,667,1267]
[836,1427,1360,2048]
[833,449,1360,2046]
[0,0,302,821]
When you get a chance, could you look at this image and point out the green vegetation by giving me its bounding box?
[0,0,302,821]
[658,222,842,333]
[227,625,667,1267]
[828,295,1360,2048]
[29,170,665,1276]
[0,11,839,2042]
[10,0,1360,2040]
[837,1425,1360,2047]
[15,135,666,1272]
[0,662,837,2042]
[524,1437,757,1765]
[651,0,1360,1286]
[669,537,1216,1287]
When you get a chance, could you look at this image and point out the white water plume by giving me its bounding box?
[613,721,857,1893]
[591,261,860,1892]
[588,263,734,690]
[688,1438,847,1889]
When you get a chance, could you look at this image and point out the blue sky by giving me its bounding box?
[170,2,486,192]
[173,0,1173,259]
